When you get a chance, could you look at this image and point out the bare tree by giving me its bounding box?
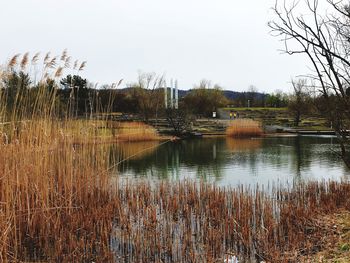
[133,72,165,122]
[247,85,258,107]
[288,79,312,126]
[183,80,228,117]
[269,0,350,166]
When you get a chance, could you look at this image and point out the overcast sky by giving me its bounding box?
[0,0,310,92]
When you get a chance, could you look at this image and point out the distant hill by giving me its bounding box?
[179,90,267,100]
[223,90,267,100]
[118,87,267,100]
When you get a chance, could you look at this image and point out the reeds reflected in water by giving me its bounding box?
[226,138,262,152]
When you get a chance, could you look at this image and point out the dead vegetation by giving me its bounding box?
[226,119,263,138]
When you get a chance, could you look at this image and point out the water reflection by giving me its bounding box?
[115,136,349,186]
[226,138,262,152]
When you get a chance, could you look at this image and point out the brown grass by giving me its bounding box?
[114,121,160,142]
[109,181,350,262]
[300,210,350,262]
[226,119,263,137]
[0,53,160,261]
[0,120,117,262]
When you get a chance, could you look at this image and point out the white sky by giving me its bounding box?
[0,0,310,92]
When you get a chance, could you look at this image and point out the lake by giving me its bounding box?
[116,136,349,187]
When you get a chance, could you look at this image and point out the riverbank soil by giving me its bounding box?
[301,211,350,262]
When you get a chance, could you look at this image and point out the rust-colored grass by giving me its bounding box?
[226,119,263,138]
[109,181,350,262]
[113,121,160,142]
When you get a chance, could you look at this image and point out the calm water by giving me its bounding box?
[115,136,349,187]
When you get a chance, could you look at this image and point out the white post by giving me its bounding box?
[164,80,167,109]
[170,78,174,109]
[175,79,179,109]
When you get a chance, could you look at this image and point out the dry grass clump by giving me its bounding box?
[226,119,263,137]
[114,121,159,142]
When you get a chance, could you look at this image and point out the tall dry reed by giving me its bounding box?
[0,52,118,262]
[0,52,163,262]
[113,121,160,142]
[226,119,263,138]
[110,180,350,262]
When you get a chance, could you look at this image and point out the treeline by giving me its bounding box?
[0,69,307,121]
[0,51,293,121]
[0,52,334,124]
[0,71,232,120]
[224,90,289,108]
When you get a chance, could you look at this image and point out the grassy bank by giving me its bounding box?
[305,211,350,262]
[221,107,331,130]
[223,107,288,111]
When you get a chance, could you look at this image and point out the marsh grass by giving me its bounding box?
[0,120,118,261]
[110,180,350,262]
[226,119,263,138]
[0,52,157,262]
[114,121,160,142]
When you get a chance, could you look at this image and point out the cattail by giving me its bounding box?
[79,61,87,71]
[8,53,20,69]
[47,57,57,69]
[20,52,29,70]
[60,49,68,61]
[43,52,51,64]
[117,79,123,87]
[73,60,79,70]
[64,56,71,68]
[55,66,64,78]
[31,52,40,65]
